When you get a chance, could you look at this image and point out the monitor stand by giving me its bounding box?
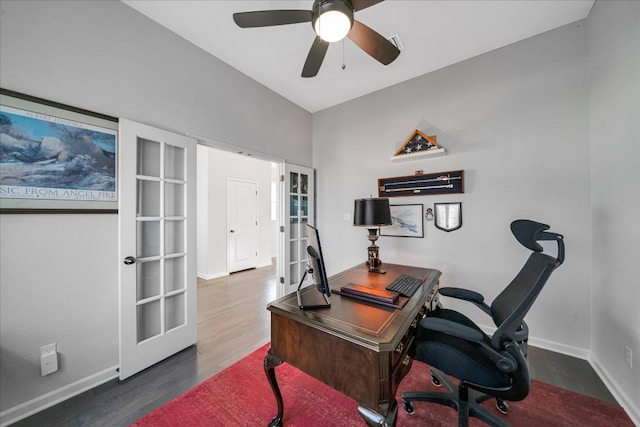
[296,288,330,310]
[296,265,330,310]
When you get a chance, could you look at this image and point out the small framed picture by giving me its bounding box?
[381,204,424,238]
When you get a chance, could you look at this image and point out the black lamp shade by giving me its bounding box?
[353,198,392,227]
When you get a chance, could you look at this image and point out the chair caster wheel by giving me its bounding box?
[402,399,415,415]
[431,375,441,387]
[496,399,510,414]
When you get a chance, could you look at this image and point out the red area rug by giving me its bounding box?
[131,344,633,427]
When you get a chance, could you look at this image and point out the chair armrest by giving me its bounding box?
[419,317,518,373]
[439,287,492,315]
[419,317,484,342]
[439,287,484,302]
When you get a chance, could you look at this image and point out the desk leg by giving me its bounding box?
[358,400,398,427]
[264,350,284,427]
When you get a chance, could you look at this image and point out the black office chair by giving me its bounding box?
[402,219,565,427]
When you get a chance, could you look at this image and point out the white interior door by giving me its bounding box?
[228,178,258,273]
[118,119,197,380]
[277,163,314,297]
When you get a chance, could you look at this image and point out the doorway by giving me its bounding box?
[196,145,316,299]
[196,144,279,281]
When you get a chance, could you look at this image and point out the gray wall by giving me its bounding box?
[0,0,311,418]
[313,2,638,420]
[314,20,591,348]
[588,0,640,413]
[0,1,311,164]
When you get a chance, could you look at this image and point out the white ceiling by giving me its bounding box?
[122,0,594,113]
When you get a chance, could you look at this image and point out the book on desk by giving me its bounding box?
[332,273,424,309]
[332,283,408,309]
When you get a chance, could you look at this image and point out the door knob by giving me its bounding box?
[230,230,235,233]
[123,256,136,265]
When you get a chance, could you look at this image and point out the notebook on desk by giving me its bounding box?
[332,283,409,309]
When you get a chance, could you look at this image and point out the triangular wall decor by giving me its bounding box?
[391,129,445,161]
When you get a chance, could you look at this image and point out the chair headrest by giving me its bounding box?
[510,219,550,252]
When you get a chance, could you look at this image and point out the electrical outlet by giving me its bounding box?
[41,343,56,357]
[624,346,632,369]
[41,343,58,376]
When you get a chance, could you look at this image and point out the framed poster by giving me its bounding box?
[381,204,424,238]
[0,89,118,213]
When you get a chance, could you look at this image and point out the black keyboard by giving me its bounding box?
[386,274,423,297]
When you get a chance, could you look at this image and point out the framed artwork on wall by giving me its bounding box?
[378,170,464,198]
[0,89,119,213]
[381,204,424,238]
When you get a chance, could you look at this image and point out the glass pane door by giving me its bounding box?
[278,163,314,296]
[135,138,187,342]
[118,118,197,380]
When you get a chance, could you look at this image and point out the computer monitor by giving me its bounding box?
[296,224,331,309]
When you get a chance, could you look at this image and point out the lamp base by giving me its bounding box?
[368,266,387,274]
[367,246,386,274]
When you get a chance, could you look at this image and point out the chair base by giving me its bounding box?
[401,368,510,427]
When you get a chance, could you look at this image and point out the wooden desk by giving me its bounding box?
[264,263,441,427]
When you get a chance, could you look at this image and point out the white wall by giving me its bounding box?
[587,0,640,419]
[314,20,591,350]
[197,145,276,279]
[0,0,311,421]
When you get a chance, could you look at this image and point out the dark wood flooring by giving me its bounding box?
[12,263,618,426]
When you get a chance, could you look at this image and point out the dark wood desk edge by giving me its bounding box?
[267,264,442,352]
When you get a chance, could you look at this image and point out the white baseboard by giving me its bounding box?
[0,365,118,427]
[478,325,638,425]
[478,324,591,360]
[526,335,591,360]
[588,353,640,426]
[198,261,273,281]
[197,271,228,281]
[524,336,638,424]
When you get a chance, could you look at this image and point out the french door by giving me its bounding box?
[118,119,197,380]
[277,163,315,297]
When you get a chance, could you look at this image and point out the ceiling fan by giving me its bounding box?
[233,0,401,78]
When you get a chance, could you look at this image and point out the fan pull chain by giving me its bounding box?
[342,39,346,70]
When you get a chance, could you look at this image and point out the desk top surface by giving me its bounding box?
[268,263,441,351]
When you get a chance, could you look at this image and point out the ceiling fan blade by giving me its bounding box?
[302,38,330,78]
[347,20,400,65]
[351,0,384,12]
[233,10,312,28]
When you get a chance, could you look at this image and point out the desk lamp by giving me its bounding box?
[353,198,392,274]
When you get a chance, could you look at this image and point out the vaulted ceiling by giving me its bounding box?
[123,0,594,113]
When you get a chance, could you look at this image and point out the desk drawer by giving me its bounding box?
[387,306,426,401]
[391,306,426,371]
[426,281,440,311]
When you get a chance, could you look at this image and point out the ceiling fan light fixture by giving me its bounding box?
[312,0,354,43]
